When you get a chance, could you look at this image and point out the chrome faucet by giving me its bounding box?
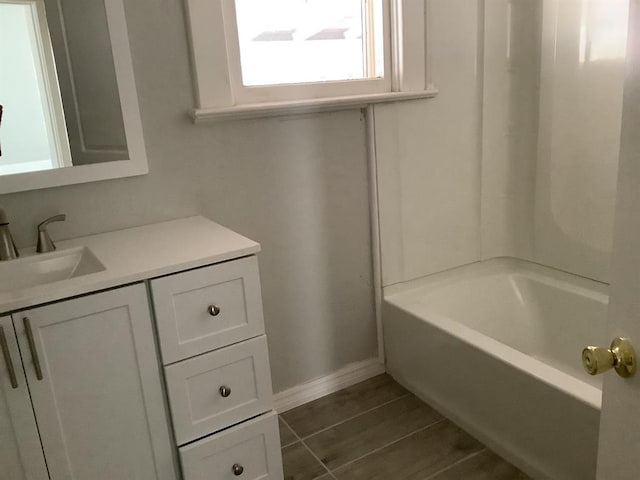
[0,208,19,261]
[37,214,66,253]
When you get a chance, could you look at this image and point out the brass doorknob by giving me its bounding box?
[582,337,636,378]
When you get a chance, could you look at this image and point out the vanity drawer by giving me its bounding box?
[151,256,265,364]
[180,411,283,480]
[165,335,273,445]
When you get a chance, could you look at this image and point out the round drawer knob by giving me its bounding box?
[219,385,231,398]
[232,463,244,476]
[208,304,221,316]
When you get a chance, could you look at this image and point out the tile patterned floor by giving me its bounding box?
[278,374,530,480]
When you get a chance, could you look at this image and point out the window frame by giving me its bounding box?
[184,0,436,121]
[223,0,392,104]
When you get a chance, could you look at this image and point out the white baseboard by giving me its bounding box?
[273,358,386,413]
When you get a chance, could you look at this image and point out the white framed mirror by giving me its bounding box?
[0,0,147,194]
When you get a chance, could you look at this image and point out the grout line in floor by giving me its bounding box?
[300,439,338,480]
[279,416,299,442]
[281,439,298,449]
[280,416,337,479]
[326,418,448,475]
[294,392,412,441]
[421,448,488,480]
[279,422,298,449]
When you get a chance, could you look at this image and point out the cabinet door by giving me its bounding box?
[13,284,176,480]
[0,316,48,480]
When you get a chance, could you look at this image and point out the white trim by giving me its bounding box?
[424,0,433,89]
[0,0,148,194]
[104,0,148,175]
[185,0,431,114]
[233,78,391,105]
[183,0,233,108]
[391,0,428,91]
[366,105,385,363]
[0,158,148,194]
[192,88,438,122]
[28,0,73,168]
[273,358,385,413]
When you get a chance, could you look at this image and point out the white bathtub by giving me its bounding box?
[383,258,607,480]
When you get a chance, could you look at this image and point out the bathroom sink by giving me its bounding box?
[0,246,106,293]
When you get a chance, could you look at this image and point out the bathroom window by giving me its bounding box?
[234,0,385,87]
[184,0,434,120]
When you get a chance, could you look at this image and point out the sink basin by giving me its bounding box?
[0,246,106,293]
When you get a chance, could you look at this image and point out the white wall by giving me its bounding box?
[376,0,483,286]
[0,0,377,393]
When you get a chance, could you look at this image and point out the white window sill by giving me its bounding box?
[191,88,439,123]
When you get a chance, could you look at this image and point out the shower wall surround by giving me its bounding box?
[376,0,483,286]
[481,0,540,262]
[377,0,624,286]
[532,0,626,282]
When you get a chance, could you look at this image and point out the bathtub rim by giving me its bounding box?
[384,256,608,300]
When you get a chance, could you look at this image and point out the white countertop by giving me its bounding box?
[0,216,260,314]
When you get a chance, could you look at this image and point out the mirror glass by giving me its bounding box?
[0,0,130,178]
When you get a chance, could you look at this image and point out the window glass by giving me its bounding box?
[234,0,383,86]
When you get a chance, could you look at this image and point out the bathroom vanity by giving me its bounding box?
[0,216,284,480]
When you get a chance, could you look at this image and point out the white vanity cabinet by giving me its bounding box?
[0,217,283,480]
[1,285,176,480]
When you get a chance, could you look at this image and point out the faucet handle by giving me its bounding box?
[38,214,66,232]
[36,214,66,253]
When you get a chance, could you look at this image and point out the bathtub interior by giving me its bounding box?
[384,258,609,390]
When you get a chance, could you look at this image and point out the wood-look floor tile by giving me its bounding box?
[282,442,328,480]
[282,374,407,438]
[427,450,531,480]
[305,394,442,470]
[280,417,298,447]
[332,420,483,480]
